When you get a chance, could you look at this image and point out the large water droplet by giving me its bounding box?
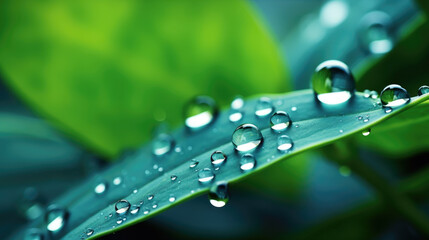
[418,86,429,96]
[211,151,227,166]
[240,154,256,171]
[94,181,108,195]
[380,84,410,107]
[46,206,68,232]
[184,96,218,129]
[360,11,393,55]
[312,60,355,105]
[277,135,294,151]
[270,111,292,131]
[209,182,229,208]
[152,133,174,156]
[198,168,215,183]
[255,97,274,117]
[115,199,131,214]
[232,124,263,152]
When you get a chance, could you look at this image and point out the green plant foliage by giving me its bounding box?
[10,89,429,240]
[0,0,288,157]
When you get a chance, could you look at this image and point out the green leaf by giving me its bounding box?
[11,89,429,239]
[0,0,289,157]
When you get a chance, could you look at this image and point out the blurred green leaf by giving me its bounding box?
[0,0,289,157]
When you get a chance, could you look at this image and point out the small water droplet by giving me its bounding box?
[363,89,371,98]
[232,124,263,152]
[132,189,138,194]
[190,159,199,168]
[384,107,392,113]
[152,203,158,209]
[115,199,130,214]
[418,85,429,96]
[112,177,122,186]
[184,96,218,129]
[362,129,371,136]
[380,84,410,107]
[240,154,256,171]
[231,97,244,110]
[108,213,113,218]
[158,167,164,172]
[152,134,174,156]
[171,175,177,181]
[143,208,150,215]
[277,135,294,151]
[360,11,393,55]
[339,129,344,133]
[291,107,297,111]
[312,60,355,105]
[46,205,68,232]
[270,111,292,131]
[94,181,108,195]
[255,97,274,117]
[153,164,158,170]
[169,196,176,203]
[370,90,378,99]
[229,111,243,122]
[130,205,140,215]
[147,195,154,201]
[209,182,229,208]
[116,218,123,224]
[211,151,227,166]
[86,228,94,236]
[198,168,215,183]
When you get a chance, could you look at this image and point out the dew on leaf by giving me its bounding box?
[270,111,291,131]
[46,205,68,232]
[152,134,174,156]
[130,205,140,215]
[115,199,130,214]
[209,182,229,208]
[255,97,274,117]
[232,124,263,152]
[380,84,410,107]
[184,96,218,129]
[198,168,215,183]
[112,176,122,186]
[418,85,429,96]
[240,154,256,171]
[277,135,294,151]
[94,181,108,195]
[211,151,227,166]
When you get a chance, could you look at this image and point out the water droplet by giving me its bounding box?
[174,147,182,153]
[86,228,94,236]
[277,135,294,151]
[380,84,410,107]
[240,154,256,171]
[112,177,122,186]
[46,205,68,232]
[312,60,355,105]
[152,134,174,156]
[198,168,215,183]
[94,181,108,195]
[229,111,243,122]
[209,182,229,208]
[171,175,177,181]
[363,89,371,98]
[169,196,176,203]
[108,213,113,218]
[232,124,263,152]
[339,129,344,133]
[143,208,150,215]
[360,11,393,55]
[211,151,227,166]
[418,85,429,96]
[255,97,274,117]
[362,129,371,136]
[158,167,164,172]
[147,195,154,201]
[231,97,244,110]
[270,111,291,131]
[24,228,44,240]
[184,96,218,129]
[116,218,123,224]
[189,159,199,168]
[115,200,130,214]
[384,107,392,113]
[20,187,44,221]
[291,107,297,111]
[152,203,158,209]
[370,91,379,99]
[130,205,140,215]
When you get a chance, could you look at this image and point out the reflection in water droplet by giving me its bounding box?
[380,84,410,107]
[86,228,94,236]
[130,205,140,215]
[184,96,218,129]
[229,111,243,122]
[362,129,371,136]
[240,154,256,171]
[198,168,215,183]
[190,159,199,168]
[418,86,429,96]
[231,97,244,110]
[115,200,130,214]
[255,97,274,117]
[360,11,393,55]
[312,60,355,105]
[46,206,68,232]
[270,111,292,131]
[209,182,229,208]
[211,151,227,166]
[152,134,174,156]
[112,177,122,186]
[277,135,294,151]
[232,124,263,152]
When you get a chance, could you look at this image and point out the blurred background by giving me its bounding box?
[1,0,429,239]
